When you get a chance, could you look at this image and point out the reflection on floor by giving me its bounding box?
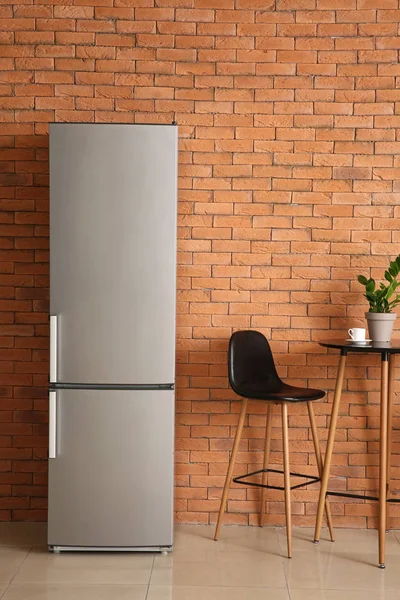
[1,523,400,599]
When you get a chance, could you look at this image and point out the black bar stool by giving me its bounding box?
[214,330,334,558]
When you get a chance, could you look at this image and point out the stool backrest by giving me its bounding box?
[228,330,281,395]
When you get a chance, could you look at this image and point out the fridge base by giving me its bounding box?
[49,545,173,554]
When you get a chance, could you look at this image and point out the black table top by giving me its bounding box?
[319,339,400,353]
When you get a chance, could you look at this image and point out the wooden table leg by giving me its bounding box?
[379,353,389,568]
[386,354,395,532]
[260,403,273,527]
[314,351,347,543]
[308,401,334,542]
[282,402,292,559]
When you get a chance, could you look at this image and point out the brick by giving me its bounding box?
[377,37,400,49]
[359,0,397,6]
[95,7,135,19]
[97,34,135,46]
[0,18,35,31]
[35,72,73,84]
[333,167,372,180]
[335,38,374,51]
[315,76,355,89]
[36,45,75,58]
[376,142,400,154]
[14,34,52,49]
[77,20,115,33]
[357,77,395,89]
[55,85,93,98]
[15,58,54,71]
[37,19,75,32]
[55,59,95,71]
[237,0,273,7]
[377,9,400,21]
[278,24,316,37]
[117,21,155,34]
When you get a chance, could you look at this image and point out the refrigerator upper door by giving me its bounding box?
[48,388,174,548]
[50,123,177,385]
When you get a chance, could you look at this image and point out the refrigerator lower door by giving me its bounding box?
[48,389,174,550]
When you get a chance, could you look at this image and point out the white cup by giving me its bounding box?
[348,328,366,341]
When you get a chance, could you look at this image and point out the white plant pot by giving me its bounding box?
[365,312,396,343]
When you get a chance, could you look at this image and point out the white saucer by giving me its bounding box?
[346,339,372,344]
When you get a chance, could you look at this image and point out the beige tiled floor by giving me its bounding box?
[1,523,400,599]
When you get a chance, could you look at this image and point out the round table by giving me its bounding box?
[314,339,400,568]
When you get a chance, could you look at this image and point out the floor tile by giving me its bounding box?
[173,526,227,552]
[150,550,287,588]
[147,585,290,600]
[1,583,147,600]
[277,527,333,555]
[0,524,47,548]
[13,548,154,585]
[392,530,400,546]
[277,527,400,556]
[290,591,400,600]
[172,525,281,561]
[284,550,400,591]
[216,524,281,555]
[0,548,30,585]
[2,523,400,596]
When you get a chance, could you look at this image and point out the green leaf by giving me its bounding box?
[386,279,398,301]
[375,287,386,300]
[365,293,378,310]
[365,292,376,302]
[366,278,375,292]
[390,258,400,278]
[385,271,393,283]
[358,275,368,286]
[389,294,400,309]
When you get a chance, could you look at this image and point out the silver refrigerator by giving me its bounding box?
[48,123,177,552]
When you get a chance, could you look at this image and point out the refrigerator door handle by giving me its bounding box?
[50,315,58,382]
[49,390,57,459]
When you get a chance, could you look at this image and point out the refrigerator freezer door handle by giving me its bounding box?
[50,315,57,382]
[49,391,57,459]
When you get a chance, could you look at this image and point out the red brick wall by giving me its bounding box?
[1,0,400,526]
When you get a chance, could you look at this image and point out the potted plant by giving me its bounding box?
[357,255,400,342]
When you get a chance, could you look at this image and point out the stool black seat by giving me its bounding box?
[229,330,325,402]
[214,330,334,558]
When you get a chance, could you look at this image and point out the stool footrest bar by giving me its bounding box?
[233,467,320,492]
[327,490,400,503]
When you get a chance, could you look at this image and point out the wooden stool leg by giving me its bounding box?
[379,354,389,568]
[260,403,273,527]
[314,351,347,543]
[307,402,334,542]
[281,402,292,559]
[386,354,395,532]
[214,398,248,541]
